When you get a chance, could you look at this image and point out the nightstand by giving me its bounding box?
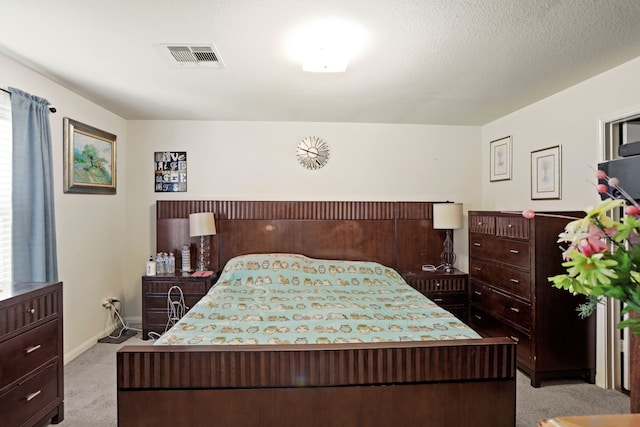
[401,268,468,321]
[141,274,216,339]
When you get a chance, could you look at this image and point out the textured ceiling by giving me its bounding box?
[1,0,640,125]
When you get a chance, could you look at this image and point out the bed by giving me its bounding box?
[117,200,516,426]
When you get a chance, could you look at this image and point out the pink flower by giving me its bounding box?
[576,224,609,256]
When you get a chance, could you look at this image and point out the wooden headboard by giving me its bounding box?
[156,200,446,273]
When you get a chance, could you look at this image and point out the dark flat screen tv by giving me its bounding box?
[598,155,640,201]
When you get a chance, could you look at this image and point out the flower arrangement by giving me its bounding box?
[542,171,640,334]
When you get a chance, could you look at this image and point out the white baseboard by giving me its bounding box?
[63,316,144,365]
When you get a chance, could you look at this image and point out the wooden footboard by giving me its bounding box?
[117,337,516,426]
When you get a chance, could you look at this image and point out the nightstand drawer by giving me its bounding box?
[470,280,531,332]
[424,291,466,306]
[145,294,205,310]
[469,258,531,300]
[0,319,58,387]
[404,276,466,293]
[470,235,530,270]
[143,280,209,295]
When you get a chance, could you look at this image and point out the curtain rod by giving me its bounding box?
[0,87,57,113]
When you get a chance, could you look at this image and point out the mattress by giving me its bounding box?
[155,253,480,345]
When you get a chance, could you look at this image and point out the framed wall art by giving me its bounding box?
[154,151,187,192]
[489,136,512,182]
[531,145,561,200]
[63,117,117,194]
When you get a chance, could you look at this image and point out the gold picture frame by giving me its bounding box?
[63,117,116,194]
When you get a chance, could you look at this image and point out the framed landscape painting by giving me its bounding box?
[63,117,117,194]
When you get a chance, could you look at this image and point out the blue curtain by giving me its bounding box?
[9,87,58,282]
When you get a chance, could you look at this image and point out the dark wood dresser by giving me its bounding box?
[0,281,64,425]
[401,269,468,321]
[467,210,595,387]
[142,274,215,339]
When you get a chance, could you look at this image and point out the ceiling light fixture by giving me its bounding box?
[286,19,366,73]
[302,47,347,73]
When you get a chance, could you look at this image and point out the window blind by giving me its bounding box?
[0,91,12,291]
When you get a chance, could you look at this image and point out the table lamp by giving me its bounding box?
[189,212,216,272]
[433,203,463,273]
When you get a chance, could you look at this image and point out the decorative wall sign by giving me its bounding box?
[154,151,187,192]
[63,117,117,194]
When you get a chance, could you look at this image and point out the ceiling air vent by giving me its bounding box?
[163,45,225,68]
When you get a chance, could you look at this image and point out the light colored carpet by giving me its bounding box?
[56,333,630,426]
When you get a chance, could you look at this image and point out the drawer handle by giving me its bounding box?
[432,298,443,302]
[435,282,441,287]
[509,249,519,254]
[510,335,520,343]
[508,224,513,228]
[474,267,482,271]
[28,308,36,314]
[474,291,482,296]
[474,314,482,320]
[509,278,520,284]
[26,390,42,401]
[510,307,520,313]
[477,222,483,226]
[473,242,481,247]
[26,344,42,354]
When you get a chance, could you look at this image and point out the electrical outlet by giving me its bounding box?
[102,297,120,308]
[102,296,120,308]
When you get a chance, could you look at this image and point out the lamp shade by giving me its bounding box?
[433,203,463,230]
[189,212,216,237]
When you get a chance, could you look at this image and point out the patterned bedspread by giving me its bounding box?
[155,253,480,345]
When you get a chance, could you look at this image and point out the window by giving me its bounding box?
[0,91,11,291]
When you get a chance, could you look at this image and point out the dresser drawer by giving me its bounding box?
[0,290,60,339]
[469,235,530,270]
[469,214,495,234]
[469,307,532,365]
[0,362,59,427]
[0,319,58,387]
[469,281,531,332]
[469,258,531,300]
[496,216,530,240]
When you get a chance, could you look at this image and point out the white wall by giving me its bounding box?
[482,56,640,212]
[123,121,481,318]
[481,55,640,388]
[0,53,128,363]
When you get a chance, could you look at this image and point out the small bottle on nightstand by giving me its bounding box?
[168,253,175,274]
[146,256,156,276]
